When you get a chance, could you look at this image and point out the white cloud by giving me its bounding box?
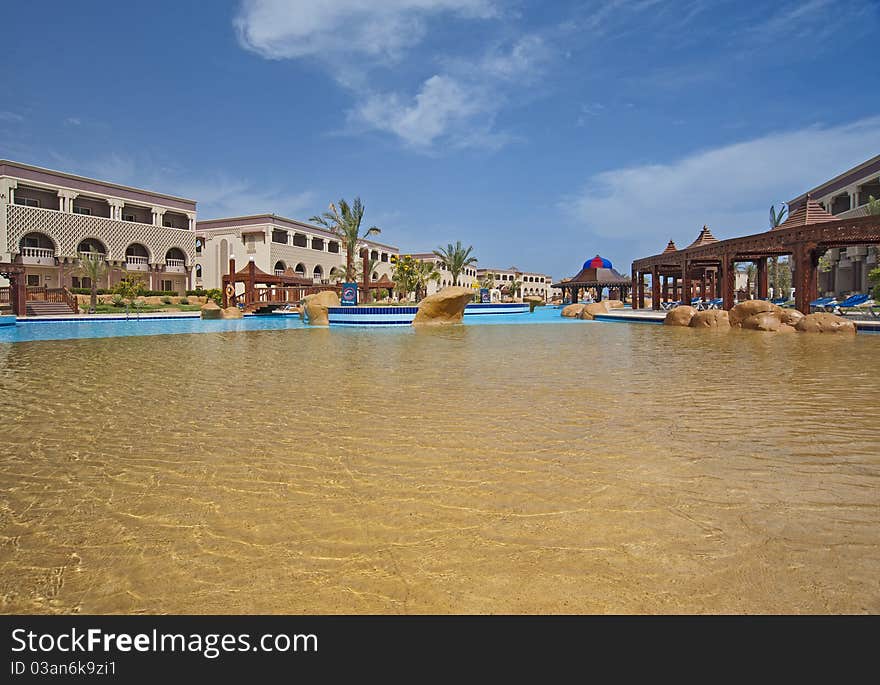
[0,111,24,123]
[235,0,496,62]
[183,178,316,219]
[562,117,880,257]
[234,1,550,150]
[64,117,82,126]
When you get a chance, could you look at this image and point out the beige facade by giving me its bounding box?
[476,267,553,302]
[788,154,880,296]
[410,253,479,296]
[0,160,196,294]
[195,215,398,291]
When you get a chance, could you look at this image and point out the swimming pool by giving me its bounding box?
[0,305,580,343]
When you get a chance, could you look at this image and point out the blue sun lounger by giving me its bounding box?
[809,296,836,311]
[831,293,871,315]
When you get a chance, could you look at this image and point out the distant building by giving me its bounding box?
[1,159,196,294]
[195,215,398,291]
[476,267,553,302]
[410,253,479,296]
[788,154,880,296]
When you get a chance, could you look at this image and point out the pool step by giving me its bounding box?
[25,300,78,317]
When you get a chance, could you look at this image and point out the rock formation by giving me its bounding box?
[780,309,805,327]
[741,311,782,332]
[561,303,587,318]
[664,305,696,326]
[604,299,625,309]
[795,312,857,334]
[728,300,782,327]
[578,302,611,320]
[302,290,341,326]
[200,300,222,320]
[412,286,474,325]
[688,309,729,328]
[222,307,243,319]
[524,295,544,312]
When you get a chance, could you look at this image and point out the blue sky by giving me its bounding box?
[2,0,879,279]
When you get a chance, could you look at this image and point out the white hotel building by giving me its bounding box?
[194,215,398,291]
[0,160,197,300]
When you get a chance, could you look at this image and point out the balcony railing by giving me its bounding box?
[166,259,185,267]
[125,255,148,264]
[78,251,106,261]
[20,247,55,258]
[274,269,285,276]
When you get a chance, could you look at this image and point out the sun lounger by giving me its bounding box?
[660,300,681,310]
[809,296,836,311]
[770,297,787,306]
[831,293,871,315]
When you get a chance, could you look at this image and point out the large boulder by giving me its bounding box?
[561,303,587,318]
[524,295,544,312]
[778,324,797,333]
[742,311,782,332]
[604,299,625,310]
[689,309,729,328]
[222,306,243,319]
[200,300,222,320]
[664,305,696,326]
[413,286,474,325]
[302,290,341,326]
[729,300,782,327]
[795,312,857,334]
[579,302,610,320]
[780,309,805,327]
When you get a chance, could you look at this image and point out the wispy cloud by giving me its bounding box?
[235,0,497,63]
[64,117,82,126]
[0,111,24,123]
[561,116,880,258]
[234,1,552,151]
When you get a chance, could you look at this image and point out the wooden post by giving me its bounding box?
[794,243,819,315]
[721,255,735,310]
[362,252,370,303]
[651,267,660,310]
[637,271,645,309]
[680,260,691,306]
[757,258,768,299]
[12,273,27,315]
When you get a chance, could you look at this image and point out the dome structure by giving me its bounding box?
[582,255,612,269]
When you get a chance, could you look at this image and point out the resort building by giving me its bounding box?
[194,214,398,291]
[788,154,880,297]
[410,253,479,296]
[0,159,197,298]
[475,267,553,301]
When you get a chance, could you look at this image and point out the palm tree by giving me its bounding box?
[310,197,380,281]
[768,204,788,298]
[865,195,880,216]
[432,241,478,286]
[74,253,110,313]
[478,274,495,290]
[413,260,441,301]
[504,278,523,300]
[745,263,757,299]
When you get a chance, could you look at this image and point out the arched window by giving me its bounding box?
[295,263,306,276]
[273,260,286,276]
[195,264,203,278]
[77,238,106,256]
[313,265,323,280]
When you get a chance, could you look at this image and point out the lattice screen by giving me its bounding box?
[6,204,196,264]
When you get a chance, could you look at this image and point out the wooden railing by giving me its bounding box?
[233,285,341,311]
[25,286,79,312]
[0,287,9,304]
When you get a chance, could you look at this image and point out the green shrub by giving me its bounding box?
[160,296,172,305]
[111,294,124,307]
[180,298,190,305]
[869,266,880,301]
[205,288,222,305]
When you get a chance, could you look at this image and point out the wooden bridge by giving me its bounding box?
[231,284,341,313]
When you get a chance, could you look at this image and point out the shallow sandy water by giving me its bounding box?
[0,322,878,614]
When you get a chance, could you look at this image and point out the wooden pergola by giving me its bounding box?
[0,263,27,315]
[631,200,880,314]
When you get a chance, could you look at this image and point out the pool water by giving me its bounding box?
[1,308,878,614]
[0,305,578,343]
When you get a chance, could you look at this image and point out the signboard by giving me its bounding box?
[341,282,358,306]
[480,288,490,303]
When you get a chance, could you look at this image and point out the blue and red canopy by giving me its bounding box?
[583,255,612,269]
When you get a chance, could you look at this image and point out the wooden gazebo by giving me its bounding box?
[631,199,880,314]
[552,255,631,303]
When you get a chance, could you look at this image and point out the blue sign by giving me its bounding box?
[341,282,358,306]
[480,288,490,303]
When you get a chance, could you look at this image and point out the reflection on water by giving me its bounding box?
[0,323,878,614]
